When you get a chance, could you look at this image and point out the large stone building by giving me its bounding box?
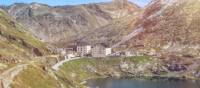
[92,43,112,57]
[77,42,92,56]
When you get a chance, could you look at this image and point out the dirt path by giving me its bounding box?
[0,64,28,88]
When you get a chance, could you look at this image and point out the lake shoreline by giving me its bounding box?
[57,57,200,88]
[85,75,198,83]
[86,76,200,88]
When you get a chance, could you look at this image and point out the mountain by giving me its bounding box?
[0,9,50,63]
[1,0,200,87]
[114,0,200,57]
[78,11,141,46]
[1,0,140,47]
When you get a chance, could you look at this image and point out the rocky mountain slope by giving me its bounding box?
[77,11,141,46]
[1,0,140,47]
[1,0,200,87]
[109,0,200,76]
[0,9,50,63]
[114,0,200,57]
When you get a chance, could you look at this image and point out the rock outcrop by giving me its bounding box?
[113,0,200,57]
[109,0,200,74]
[0,9,50,63]
[1,1,140,47]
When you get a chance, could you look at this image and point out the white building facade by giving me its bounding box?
[92,43,112,57]
[77,43,91,56]
[105,48,112,56]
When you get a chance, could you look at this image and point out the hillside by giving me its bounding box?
[1,0,200,87]
[8,56,200,88]
[0,9,50,64]
[113,0,200,57]
[1,0,140,47]
[10,56,162,88]
[76,11,141,46]
[107,0,200,76]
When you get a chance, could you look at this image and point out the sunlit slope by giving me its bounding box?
[117,0,200,56]
[0,9,50,63]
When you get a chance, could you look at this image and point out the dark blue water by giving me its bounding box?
[87,78,200,88]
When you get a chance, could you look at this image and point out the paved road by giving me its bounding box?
[0,57,80,88]
[52,57,80,71]
[0,64,28,88]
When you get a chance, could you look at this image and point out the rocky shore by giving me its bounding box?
[56,56,200,88]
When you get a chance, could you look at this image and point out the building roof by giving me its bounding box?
[77,42,90,46]
[94,43,110,48]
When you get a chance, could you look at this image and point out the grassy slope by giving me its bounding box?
[57,56,154,88]
[10,57,149,88]
[0,9,50,62]
[11,64,60,88]
[11,56,196,88]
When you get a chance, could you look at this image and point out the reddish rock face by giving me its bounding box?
[118,0,200,57]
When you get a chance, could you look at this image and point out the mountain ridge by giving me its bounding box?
[1,1,141,47]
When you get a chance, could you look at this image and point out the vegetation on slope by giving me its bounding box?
[11,64,60,88]
[0,9,50,63]
[56,56,158,88]
[9,56,153,88]
[9,56,199,88]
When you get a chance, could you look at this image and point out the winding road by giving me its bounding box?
[0,57,80,88]
[0,64,28,88]
[52,57,80,71]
